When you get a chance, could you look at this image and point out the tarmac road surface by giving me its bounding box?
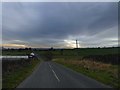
[17,61,111,88]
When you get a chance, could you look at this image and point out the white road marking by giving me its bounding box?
[48,63,60,82]
[48,63,52,69]
[52,69,60,82]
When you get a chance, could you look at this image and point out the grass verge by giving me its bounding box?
[3,59,40,88]
[54,59,119,88]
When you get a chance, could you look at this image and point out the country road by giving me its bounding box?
[17,61,111,88]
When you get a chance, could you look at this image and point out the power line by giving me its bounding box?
[76,40,78,48]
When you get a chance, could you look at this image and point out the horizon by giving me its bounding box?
[1,46,119,50]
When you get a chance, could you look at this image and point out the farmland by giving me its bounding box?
[2,47,120,88]
[2,49,31,56]
[48,47,119,88]
[35,47,119,65]
[3,47,119,56]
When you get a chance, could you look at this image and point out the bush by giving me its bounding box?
[82,54,119,65]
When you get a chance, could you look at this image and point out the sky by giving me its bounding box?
[1,0,119,2]
[1,2,118,48]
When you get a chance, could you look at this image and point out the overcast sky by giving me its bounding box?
[1,0,119,2]
[2,2,118,48]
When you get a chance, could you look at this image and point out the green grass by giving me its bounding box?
[3,47,119,57]
[2,50,31,56]
[3,59,40,88]
[54,59,119,88]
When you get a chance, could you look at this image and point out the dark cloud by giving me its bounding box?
[2,2,118,48]
[88,3,118,32]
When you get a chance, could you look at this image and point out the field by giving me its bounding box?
[3,47,119,56]
[2,47,120,88]
[2,49,31,56]
[35,47,119,65]
[48,47,119,88]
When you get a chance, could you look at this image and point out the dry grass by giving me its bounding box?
[64,60,118,78]
[70,60,112,70]
[54,59,119,88]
